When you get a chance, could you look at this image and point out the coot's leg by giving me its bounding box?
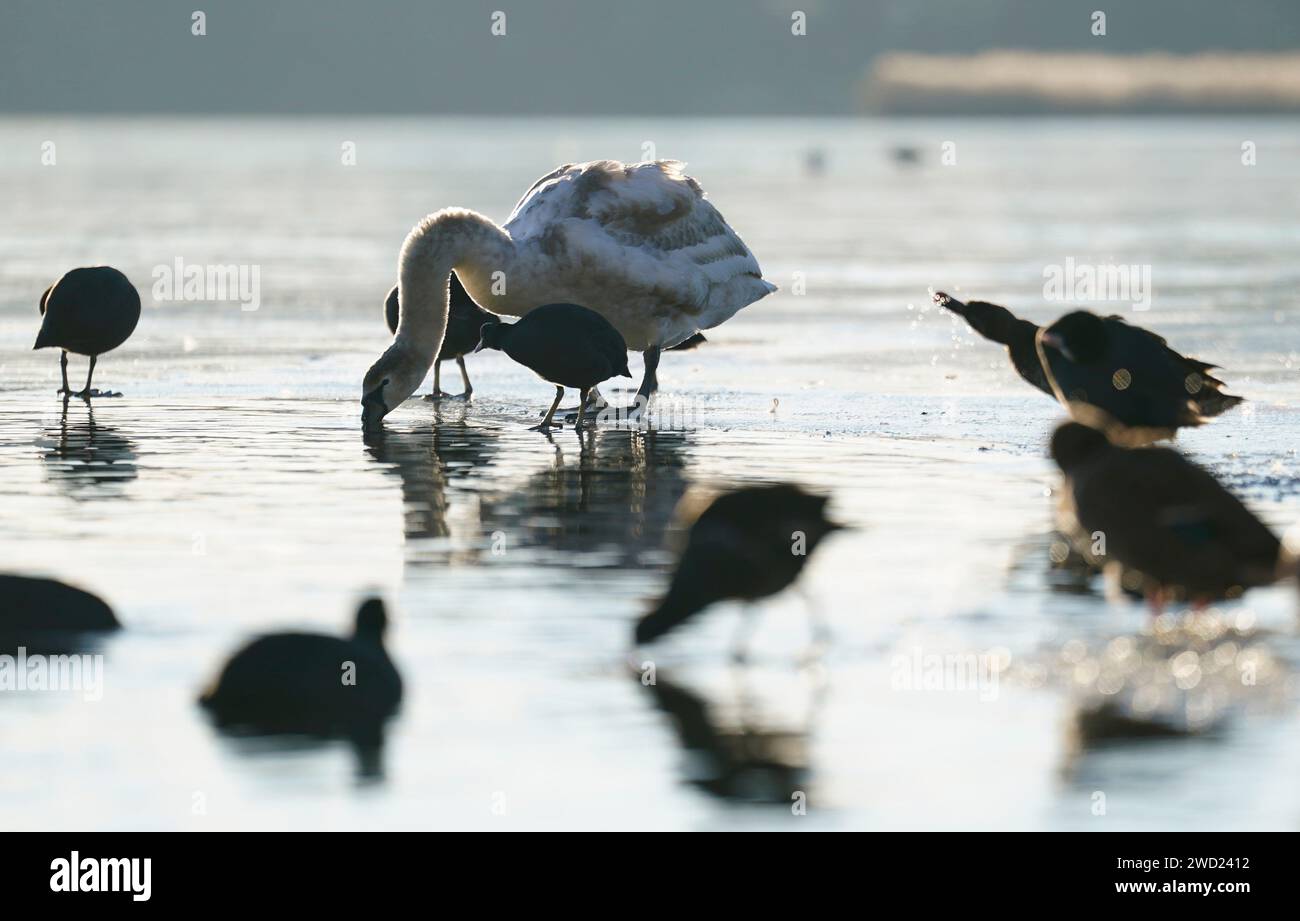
[423,361,453,401]
[529,386,565,432]
[57,351,70,394]
[570,347,661,424]
[556,387,605,419]
[730,605,757,665]
[798,585,831,666]
[453,356,473,400]
[573,388,592,430]
[72,355,116,399]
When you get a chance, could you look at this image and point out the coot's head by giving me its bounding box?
[473,322,508,353]
[361,343,427,431]
[1050,422,1112,472]
[1040,311,1107,364]
[933,292,1021,345]
[354,598,388,644]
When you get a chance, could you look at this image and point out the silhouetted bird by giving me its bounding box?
[384,272,500,399]
[198,598,402,740]
[1038,311,1243,441]
[936,294,1241,442]
[474,303,631,432]
[1050,422,1284,613]
[34,267,141,398]
[0,575,120,651]
[635,484,842,656]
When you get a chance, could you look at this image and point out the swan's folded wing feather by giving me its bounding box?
[506,160,771,284]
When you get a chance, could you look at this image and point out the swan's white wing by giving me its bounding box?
[505,160,775,335]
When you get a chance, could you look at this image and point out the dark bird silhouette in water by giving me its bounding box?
[1050,422,1286,614]
[0,574,120,652]
[635,484,843,658]
[384,272,500,400]
[474,303,631,432]
[637,669,811,804]
[935,293,1242,443]
[198,598,402,747]
[34,267,141,398]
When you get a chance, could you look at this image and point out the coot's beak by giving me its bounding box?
[933,291,966,314]
[472,337,486,354]
[361,386,388,431]
[1038,331,1076,363]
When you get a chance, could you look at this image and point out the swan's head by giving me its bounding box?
[361,343,426,431]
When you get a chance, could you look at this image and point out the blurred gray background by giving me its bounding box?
[2,0,1298,114]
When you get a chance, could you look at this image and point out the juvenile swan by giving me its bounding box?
[361,160,775,430]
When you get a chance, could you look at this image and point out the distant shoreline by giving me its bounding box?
[862,51,1300,115]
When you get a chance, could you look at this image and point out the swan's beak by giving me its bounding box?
[361,387,388,431]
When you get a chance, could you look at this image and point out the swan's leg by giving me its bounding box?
[530,386,565,432]
[57,351,70,394]
[620,347,660,422]
[423,361,453,401]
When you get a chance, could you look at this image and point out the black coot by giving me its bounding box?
[635,484,843,658]
[198,598,402,740]
[474,303,631,432]
[384,272,500,399]
[935,293,1242,442]
[1051,422,1282,613]
[34,267,141,398]
[1038,311,1242,442]
[0,574,120,652]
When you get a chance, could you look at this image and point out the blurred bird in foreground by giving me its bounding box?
[199,598,402,748]
[1050,422,1290,615]
[0,574,120,653]
[635,484,843,659]
[936,293,1242,444]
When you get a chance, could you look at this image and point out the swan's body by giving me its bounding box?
[362,160,775,428]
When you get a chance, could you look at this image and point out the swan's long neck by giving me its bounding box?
[395,208,514,360]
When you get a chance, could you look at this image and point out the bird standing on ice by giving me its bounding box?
[361,160,776,430]
[34,266,141,398]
